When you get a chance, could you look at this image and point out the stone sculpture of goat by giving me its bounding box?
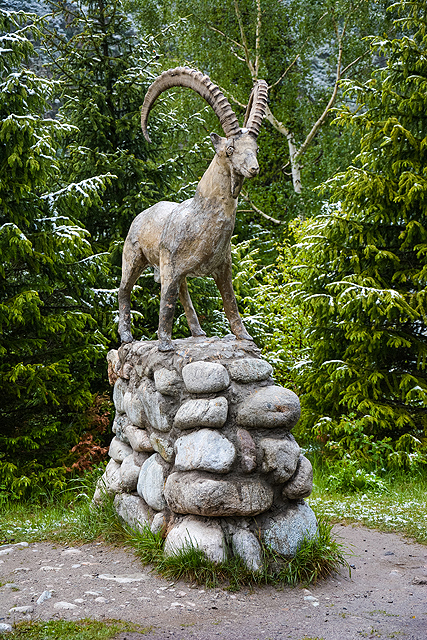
[118,67,268,351]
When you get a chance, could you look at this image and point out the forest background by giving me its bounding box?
[1,0,426,505]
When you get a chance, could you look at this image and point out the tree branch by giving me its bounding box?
[293,30,344,162]
[240,190,284,224]
[233,0,256,79]
[255,0,261,78]
[269,11,329,90]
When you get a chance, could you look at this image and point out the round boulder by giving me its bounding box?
[182,361,229,394]
[174,429,236,473]
[236,386,301,430]
[262,502,317,557]
[164,516,226,563]
[164,472,273,517]
[282,455,313,500]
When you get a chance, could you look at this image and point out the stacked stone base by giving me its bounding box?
[96,337,316,571]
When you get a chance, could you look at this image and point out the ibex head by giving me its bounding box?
[141,67,268,197]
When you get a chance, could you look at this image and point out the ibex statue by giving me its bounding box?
[118,67,268,351]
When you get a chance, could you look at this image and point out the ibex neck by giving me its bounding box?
[195,155,243,205]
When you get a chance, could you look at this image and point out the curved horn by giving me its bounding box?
[141,66,241,142]
[243,79,268,138]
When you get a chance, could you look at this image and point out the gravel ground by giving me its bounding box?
[1,524,426,639]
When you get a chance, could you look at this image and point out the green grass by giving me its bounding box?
[127,516,348,589]
[308,468,427,544]
[0,482,349,589]
[1,465,426,590]
[2,619,149,639]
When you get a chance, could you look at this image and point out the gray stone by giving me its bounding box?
[282,455,313,500]
[123,390,147,428]
[173,397,228,430]
[164,472,273,516]
[227,358,273,383]
[113,378,128,414]
[231,528,263,573]
[100,459,123,494]
[149,433,174,462]
[36,590,52,605]
[174,429,235,473]
[137,379,171,432]
[0,624,12,633]
[150,511,166,535]
[164,516,225,563]
[236,386,301,430]
[53,602,78,610]
[182,361,229,394]
[124,425,153,452]
[137,454,167,511]
[97,573,147,583]
[154,367,182,396]
[260,435,300,483]
[262,502,318,557]
[8,605,34,614]
[120,454,141,492]
[133,451,150,467]
[114,493,150,533]
[236,428,257,473]
[121,362,133,379]
[112,414,130,444]
[109,437,133,463]
[107,349,119,372]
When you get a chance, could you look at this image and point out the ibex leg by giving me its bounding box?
[118,252,148,343]
[158,266,181,351]
[213,252,253,341]
[179,279,206,338]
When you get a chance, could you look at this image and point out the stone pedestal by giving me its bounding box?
[97,336,316,568]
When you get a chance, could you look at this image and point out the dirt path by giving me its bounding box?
[1,524,426,640]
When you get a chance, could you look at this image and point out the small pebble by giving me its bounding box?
[9,605,34,614]
[53,602,78,610]
[36,590,52,605]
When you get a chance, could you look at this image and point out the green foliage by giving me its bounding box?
[44,0,171,246]
[0,9,111,500]
[294,0,427,441]
[127,0,391,224]
[311,414,427,476]
[234,226,311,388]
[7,620,147,640]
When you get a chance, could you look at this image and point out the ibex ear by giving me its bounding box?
[210,132,224,154]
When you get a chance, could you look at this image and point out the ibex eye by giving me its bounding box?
[226,147,234,156]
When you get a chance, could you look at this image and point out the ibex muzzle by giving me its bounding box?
[118,67,268,351]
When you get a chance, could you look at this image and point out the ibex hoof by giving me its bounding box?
[235,331,253,341]
[158,340,174,352]
[191,330,207,338]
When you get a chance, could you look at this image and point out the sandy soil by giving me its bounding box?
[1,524,426,640]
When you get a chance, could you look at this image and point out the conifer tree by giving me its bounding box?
[44,0,170,246]
[0,9,111,498]
[295,0,427,444]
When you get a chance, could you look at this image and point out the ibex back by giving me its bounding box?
[118,67,268,351]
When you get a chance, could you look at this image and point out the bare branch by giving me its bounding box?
[207,24,245,50]
[269,11,328,90]
[293,35,344,162]
[264,105,290,136]
[255,0,262,78]
[240,190,284,224]
[222,89,247,109]
[233,0,256,79]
